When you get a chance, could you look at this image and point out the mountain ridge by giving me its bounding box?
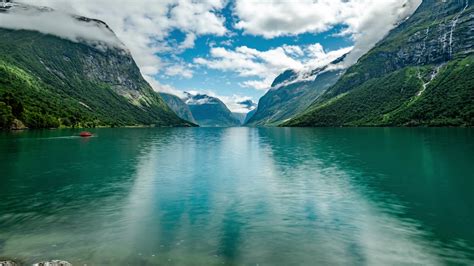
[0,4,192,129]
[284,0,474,127]
[246,55,347,127]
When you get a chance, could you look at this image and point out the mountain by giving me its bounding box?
[285,0,474,127]
[246,56,346,127]
[232,113,247,124]
[159,92,197,124]
[232,99,257,125]
[244,109,256,124]
[184,93,240,127]
[0,4,191,129]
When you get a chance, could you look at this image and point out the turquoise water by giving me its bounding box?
[0,128,473,265]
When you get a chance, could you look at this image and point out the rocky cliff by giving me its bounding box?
[0,4,190,129]
[159,93,197,124]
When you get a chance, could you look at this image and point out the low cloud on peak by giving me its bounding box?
[0,3,126,49]
[2,0,423,103]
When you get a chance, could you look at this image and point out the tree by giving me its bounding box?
[0,101,13,129]
[0,92,24,117]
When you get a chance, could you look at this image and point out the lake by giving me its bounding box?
[0,128,473,265]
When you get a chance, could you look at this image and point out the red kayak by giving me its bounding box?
[79,131,93,137]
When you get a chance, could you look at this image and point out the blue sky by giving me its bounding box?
[152,1,357,106]
[13,0,422,112]
[161,20,353,102]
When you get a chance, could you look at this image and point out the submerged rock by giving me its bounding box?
[33,260,72,266]
[0,261,17,266]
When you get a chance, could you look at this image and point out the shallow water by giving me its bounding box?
[0,128,473,265]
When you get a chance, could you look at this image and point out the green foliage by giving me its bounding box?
[284,68,422,126]
[1,92,24,117]
[247,70,343,127]
[0,61,97,129]
[284,2,474,127]
[385,58,474,126]
[0,28,191,130]
[284,57,474,127]
[23,111,60,129]
[0,101,13,129]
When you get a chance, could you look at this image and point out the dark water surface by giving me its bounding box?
[0,128,473,265]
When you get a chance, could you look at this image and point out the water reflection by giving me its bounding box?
[0,129,161,264]
[0,128,472,264]
[256,128,474,264]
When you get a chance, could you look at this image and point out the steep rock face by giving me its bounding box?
[244,109,257,124]
[159,93,196,124]
[184,93,240,127]
[0,5,190,128]
[286,0,474,127]
[246,59,345,126]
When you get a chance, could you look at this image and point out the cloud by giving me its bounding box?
[341,0,422,65]
[184,90,256,113]
[194,44,352,90]
[2,0,423,97]
[236,99,257,110]
[224,96,257,113]
[12,0,228,79]
[233,0,422,65]
[163,62,194,79]
[143,74,188,99]
[0,4,125,49]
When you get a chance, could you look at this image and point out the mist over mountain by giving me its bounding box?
[0,3,190,129]
[246,55,347,127]
[285,0,474,127]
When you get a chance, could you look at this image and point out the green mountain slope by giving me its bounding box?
[159,92,197,124]
[285,0,474,127]
[246,67,344,127]
[0,12,190,129]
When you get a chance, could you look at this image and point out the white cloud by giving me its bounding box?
[194,45,303,90]
[283,45,305,57]
[240,79,273,91]
[222,95,257,113]
[177,32,196,51]
[0,4,125,50]
[2,0,423,97]
[143,74,188,99]
[182,90,256,113]
[194,44,352,90]
[164,62,194,79]
[234,0,422,64]
[12,0,228,80]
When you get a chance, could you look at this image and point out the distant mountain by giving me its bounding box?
[246,56,346,127]
[159,93,196,124]
[232,113,247,124]
[0,3,191,129]
[233,99,257,125]
[285,0,474,127]
[244,109,256,124]
[184,93,240,127]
